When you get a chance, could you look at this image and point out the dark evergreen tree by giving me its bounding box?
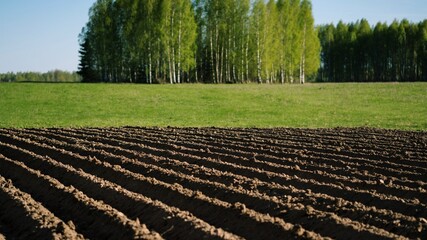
[78,30,98,82]
[317,19,427,82]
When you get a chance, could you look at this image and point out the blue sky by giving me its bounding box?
[312,0,426,25]
[0,0,426,73]
[0,0,95,73]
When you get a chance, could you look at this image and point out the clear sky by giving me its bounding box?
[0,0,426,73]
[0,0,96,73]
[311,0,427,25]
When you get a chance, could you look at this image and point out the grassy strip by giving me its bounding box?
[0,82,426,130]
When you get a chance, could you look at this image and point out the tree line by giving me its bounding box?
[0,70,81,83]
[317,19,427,82]
[78,0,320,84]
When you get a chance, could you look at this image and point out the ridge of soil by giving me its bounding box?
[0,127,426,239]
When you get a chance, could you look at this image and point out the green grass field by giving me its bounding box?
[0,82,426,130]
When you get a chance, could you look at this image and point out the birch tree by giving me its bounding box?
[298,0,320,84]
[78,0,323,83]
[250,0,266,83]
[263,0,280,83]
[276,0,301,83]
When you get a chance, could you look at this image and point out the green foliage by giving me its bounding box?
[298,0,320,83]
[79,0,197,83]
[0,71,81,83]
[318,19,427,82]
[0,83,426,130]
[250,0,267,83]
[77,35,97,82]
[78,0,320,83]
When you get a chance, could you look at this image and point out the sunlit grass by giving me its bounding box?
[0,82,426,130]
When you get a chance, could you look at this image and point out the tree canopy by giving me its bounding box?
[317,19,427,82]
[0,70,81,83]
[78,0,320,83]
[79,1,426,83]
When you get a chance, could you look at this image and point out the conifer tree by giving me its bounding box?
[78,29,97,82]
[317,19,427,82]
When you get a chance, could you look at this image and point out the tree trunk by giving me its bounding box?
[210,34,216,83]
[245,30,249,82]
[280,51,285,84]
[168,47,173,84]
[220,45,224,83]
[195,54,198,83]
[256,29,262,83]
[177,17,182,84]
[215,27,220,83]
[241,29,245,83]
[300,23,306,84]
[148,43,152,84]
[171,10,176,84]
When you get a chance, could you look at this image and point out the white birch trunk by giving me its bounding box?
[171,9,176,83]
[256,28,262,83]
[210,34,215,83]
[195,54,198,83]
[300,23,307,84]
[148,43,152,84]
[241,29,245,82]
[168,52,173,84]
[177,17,182,84]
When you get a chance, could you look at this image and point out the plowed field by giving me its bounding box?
[0,127,426,239]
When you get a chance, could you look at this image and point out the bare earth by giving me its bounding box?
[0,127,426,239]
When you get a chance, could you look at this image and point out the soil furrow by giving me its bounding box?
[134,127,427,166]
[4,129,422,239]
[43,128,426,207]
[0,174,84,240]
[75,127,426,186]
[207,127,427,162]
[120,132,425,201]
[25,132,408,239]
[0,153,162,240]
[100,127,425,190]
[52,126,426,194]
[9,129,424,219]
[0,142,241,240]
[147,127,427,176]
[17,128,424,238]
[0,133,321,240]
[39,129,425,218]
[145,127,426,175]
[137,127,427,169]
[0,127,425,239]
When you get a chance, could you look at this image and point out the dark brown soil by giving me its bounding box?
[0,127,426,239]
